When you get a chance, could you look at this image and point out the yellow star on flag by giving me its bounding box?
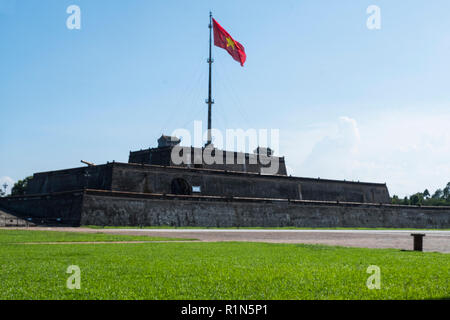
[226,37,235,49]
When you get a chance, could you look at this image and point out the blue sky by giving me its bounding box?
[1,0,450,197]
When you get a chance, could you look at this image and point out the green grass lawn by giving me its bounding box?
[0,229,193,243]
[0,230,448,300]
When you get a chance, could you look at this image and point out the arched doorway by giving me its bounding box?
[171,178,191,195]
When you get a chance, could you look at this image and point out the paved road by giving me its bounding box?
[119,229,450,235]
[6,227,449,253]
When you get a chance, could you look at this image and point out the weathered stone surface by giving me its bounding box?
[79,191,450,229]
[2,190,449,228]
[4,136,439,228]
[26,165,113,195]
[128,146,288,175]
[0,192,83,226]
[23,162,390,203]
[0,208,34,227]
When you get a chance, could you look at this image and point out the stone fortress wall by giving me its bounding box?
[24,162,390,203]
[1,190,449,228]
[1,135,448,229]
[128,146,288,175]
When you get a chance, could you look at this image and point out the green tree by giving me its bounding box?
[401,182,450,206]
[11,176,33,196]
[432,189,443,199]
[410,193,423,206]
[391,195,400,204]
[443,182,450,200]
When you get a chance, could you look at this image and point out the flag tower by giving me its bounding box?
[205,12,246,146]
[206,11,214,146]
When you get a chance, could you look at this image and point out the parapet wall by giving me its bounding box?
[26,165,113,194]
[111,163,301,199]
[111,163,390,203]
[296,178,390,203]
[24,162,391,203]
[129,146,288,175]
[2,190,448,228]
[0,191,84,226]
[80,190,450,229]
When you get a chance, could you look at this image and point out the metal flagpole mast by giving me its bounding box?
[206,11,214,146]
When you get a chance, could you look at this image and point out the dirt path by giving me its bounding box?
[16,240,200,245]
[3,227,449,253]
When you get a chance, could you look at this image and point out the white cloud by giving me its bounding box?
[0,176,14,195]
[283,113,450,197]
[292,116,362,180]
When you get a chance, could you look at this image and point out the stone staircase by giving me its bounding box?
[0,208,36,227]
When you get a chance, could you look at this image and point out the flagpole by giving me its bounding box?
[206,11,214,146]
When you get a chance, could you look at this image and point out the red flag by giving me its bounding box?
[213,18,246,67]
